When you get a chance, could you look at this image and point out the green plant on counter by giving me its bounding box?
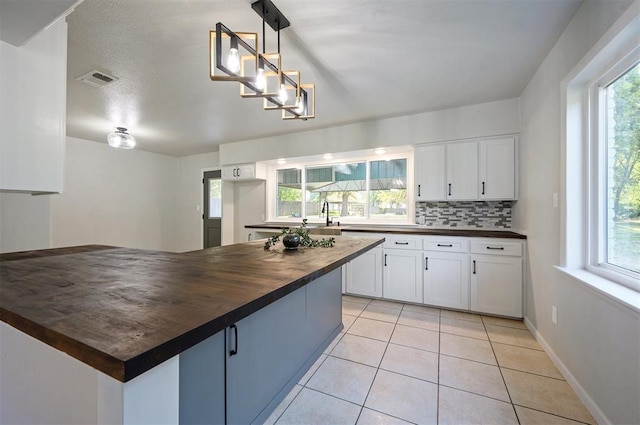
[264,219,336,250]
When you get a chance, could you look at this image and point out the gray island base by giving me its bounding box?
[180,269,342,425]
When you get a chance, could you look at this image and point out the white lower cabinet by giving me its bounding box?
[424,251,469,310]
[346,247,383,297]
[470,254,523,317]
[383,249,423,303]
[343,232,524,318]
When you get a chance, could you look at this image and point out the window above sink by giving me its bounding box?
[267,148,413,225]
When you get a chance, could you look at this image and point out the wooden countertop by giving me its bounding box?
[245,224,526,239]
[0,238,383,382]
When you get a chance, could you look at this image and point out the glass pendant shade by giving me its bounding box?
[107,127,136,149]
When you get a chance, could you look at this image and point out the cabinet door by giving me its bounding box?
[470,255,522,317]
[1,19,66,193]
[179,331,226,425]
[346,247,383,297]
[226,288,307,424]
[415,144,446,201]
[424,252,469,310]
[446,141,478,200]
[479,137,516,200]
[383,250,423,303]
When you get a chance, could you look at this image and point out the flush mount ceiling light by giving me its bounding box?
[210,0,315,121]
[107,127,136,149]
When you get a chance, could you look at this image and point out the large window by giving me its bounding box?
[273,157,408,223]
[602,62,640,277]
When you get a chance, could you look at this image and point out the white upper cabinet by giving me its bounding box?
[415,144,446,201]
[221,163,267,181]
[446,141,478,200]
[0,18,67,193]
[414,136,517,202]
[479,137,516,200]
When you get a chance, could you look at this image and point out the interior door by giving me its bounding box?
[204,170,222,248]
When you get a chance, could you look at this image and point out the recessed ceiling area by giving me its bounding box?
[65,0,583,157]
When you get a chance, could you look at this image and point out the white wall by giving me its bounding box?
[514,1,639,424]
[175,152,219,252]
[51,137,178,251]
[233,180,266,243]
[219,98,520,165]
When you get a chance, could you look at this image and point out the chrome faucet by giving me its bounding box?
[322,200,333,226]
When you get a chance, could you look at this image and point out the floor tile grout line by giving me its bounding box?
[511,403,596,425]
[297,386,364,411]
[437,383,514,405]
[439,328,490,342]
[358,317,395,423]
[439,351,499,367]
[489,339,545,352]
[498,365,566,381]
[362,406,420,425]
[326,352,385,370]
[482,316,521,424]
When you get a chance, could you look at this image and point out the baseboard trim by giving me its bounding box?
[523,317,609,425]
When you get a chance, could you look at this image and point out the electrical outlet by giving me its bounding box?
[553,192,558,208]
[552,306,558,325]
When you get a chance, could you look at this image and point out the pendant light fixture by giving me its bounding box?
[107,127,136,149]
[209,0,315,120]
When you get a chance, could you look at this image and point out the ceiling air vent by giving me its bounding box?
[75,70,119,88]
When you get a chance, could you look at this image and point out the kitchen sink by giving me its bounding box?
[307,226,342,236]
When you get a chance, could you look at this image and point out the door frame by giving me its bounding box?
[201,167,221,249]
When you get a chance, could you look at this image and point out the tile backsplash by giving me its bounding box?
[415,201,512,228]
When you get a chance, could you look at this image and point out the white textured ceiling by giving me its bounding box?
[65,0,582,157]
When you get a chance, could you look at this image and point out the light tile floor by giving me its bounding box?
[265,296,595,425]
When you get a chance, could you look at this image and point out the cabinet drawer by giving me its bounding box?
[470,239,522,257]
[383,235,422,250]
[423,237,469,253]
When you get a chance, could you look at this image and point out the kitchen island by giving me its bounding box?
[0,237,383,424]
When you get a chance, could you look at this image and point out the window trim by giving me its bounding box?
[587,53,640,291]
[561,5,640,300]
[268,151,414,225]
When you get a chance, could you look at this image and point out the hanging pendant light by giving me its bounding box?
[209,0,315,121]
[107,127,136,149]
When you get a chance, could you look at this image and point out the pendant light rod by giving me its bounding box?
[251,0,290,31]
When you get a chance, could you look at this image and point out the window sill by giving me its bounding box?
[555,266,640,313]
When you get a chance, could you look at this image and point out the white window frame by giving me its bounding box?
[268,152,414,225]
[560,3,640,306]
[587,54,640,291]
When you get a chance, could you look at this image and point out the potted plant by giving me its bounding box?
[264,219,335,250]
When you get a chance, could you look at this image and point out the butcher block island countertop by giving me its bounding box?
[0,237,383,383]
